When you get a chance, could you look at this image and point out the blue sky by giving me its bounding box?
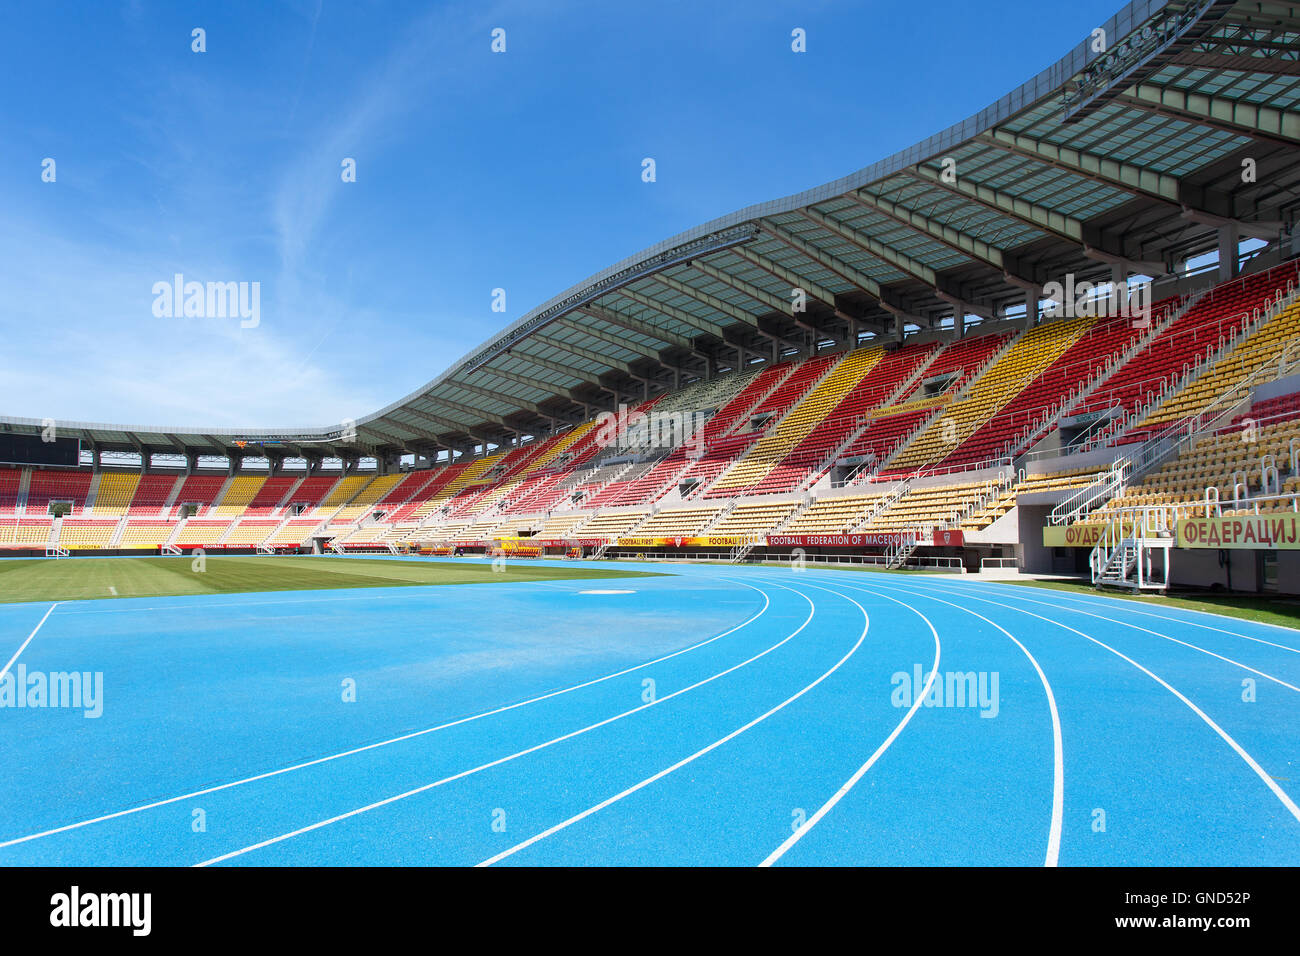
[0,0,1124,428]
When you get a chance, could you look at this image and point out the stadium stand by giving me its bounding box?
[117,521,177,550]
[633,505,724,538]
[174,521,232,548]
[209,475,267,518]
[127,473,182,516]
[531,513,588,539]
[573,510,648,540]
[886,320,1093,472]
[705,354,842,495]
[169,475,228,518]
[0,468,23,515]
[1142,299,1300,428]
[25,471,93,516]
[9,258,1300,572]
[58,521,119,550]
[312,475,372,517]
[221,521,282,546]
[941,314,1151,467]
[90,472,140,518]
[961,468,1109,531]
[707,500,799,538]
[330,473,407,523]
[746,342,941,494]
[583,364,789,509]
[1075,263,1300,445]
[0,519,53,549]
[1103,409,1300,513]
[783,492,886,535]
[858,478,1005,534]
[2,0,1297,597]
[284,475,340,512]
[242,475,300,517]
[707,348,879,496]
[265,519,322,548]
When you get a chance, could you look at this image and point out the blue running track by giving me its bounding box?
[1,557,1296,866]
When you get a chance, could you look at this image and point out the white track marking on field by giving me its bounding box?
[760,583,942,867]
[108,587,117,596]
[910,582,1300,825]
[841,579,1064,867]
[960,584,1300,694]
[0,580,771,850]
[476,581,869,866]
[193,582,818,867]
[959,582,1300,655]
[52,576,657,615]
[0,603,60,683]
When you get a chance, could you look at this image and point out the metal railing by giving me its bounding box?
[980,557,1018,570]
[593,550,966,571]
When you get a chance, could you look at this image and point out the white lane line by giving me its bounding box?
[961,583,1300,694]
[49,568,674,613]
[962,582,1300,656]
[476,581,869,867]
[840,579,1064,868]
[193,582,818,867]
[908,582,1300,826]
[0,603,60,683]
[761,582,942,867]
[0,580,772,850]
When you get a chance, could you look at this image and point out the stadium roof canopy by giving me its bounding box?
[3,0,1298,464]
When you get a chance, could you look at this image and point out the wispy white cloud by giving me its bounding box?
[0,224,385,428]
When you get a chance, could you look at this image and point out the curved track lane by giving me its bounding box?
[0,559,1295,865]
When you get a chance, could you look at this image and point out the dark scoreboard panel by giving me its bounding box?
[0,433,80,467]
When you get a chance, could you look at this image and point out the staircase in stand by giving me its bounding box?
[885,534,923,570]
[1089,508,1173,591]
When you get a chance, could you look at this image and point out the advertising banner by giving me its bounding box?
[1043,523,1126,548]
[766,533,906,548]
[1176,514,1300,550]
[615,535,756,548]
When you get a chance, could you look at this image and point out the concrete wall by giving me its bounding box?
[1169,547,1300,595]
[1253,371,1300,404]
[1024,445,1120,476]
[1018,504,1054,573]
[1170,548,1261,592]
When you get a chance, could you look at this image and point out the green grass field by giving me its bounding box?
[1004,578,1300,629]
[0,555,661,605]
[744,559,1300,629]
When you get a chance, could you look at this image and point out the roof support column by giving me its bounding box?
[1218,223,1240,282]
[1109,264,1126,320]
